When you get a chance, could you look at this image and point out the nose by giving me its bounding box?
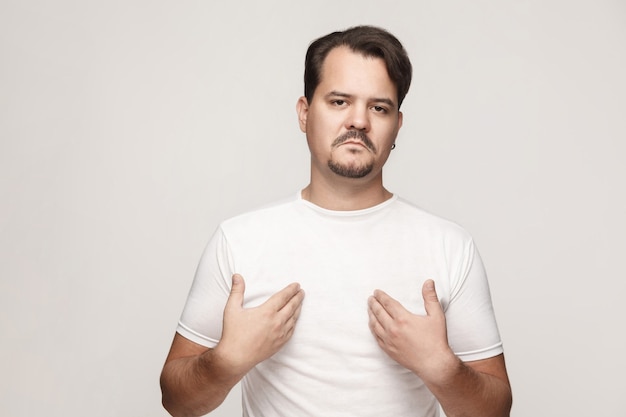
[346,103,370,131]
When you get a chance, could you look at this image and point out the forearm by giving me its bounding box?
[160,348,244,417]
[422,353,512,417]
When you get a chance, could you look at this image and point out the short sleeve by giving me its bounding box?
[176,226,234,347]
[445,240,504,362]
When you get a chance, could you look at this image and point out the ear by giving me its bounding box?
[391,110,404,147]
[296,96,309,133]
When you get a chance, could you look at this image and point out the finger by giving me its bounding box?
[284,301,304,330]
[292,292,305,319]
[372,289,406,319]
[367,308,386,341]
[422,279,443,317]
[368,321,386,350]
[368,295,393,329]
[283,316,302,342]
[265,282,302,311]
[367,304,380,331]
[279,300,305,345]
[279,290,305,323]
[226,274,246,308]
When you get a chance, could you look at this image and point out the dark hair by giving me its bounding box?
[304,25,413,108]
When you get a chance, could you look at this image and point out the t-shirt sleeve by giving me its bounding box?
[445,239,504,362]
[176,226,234,348]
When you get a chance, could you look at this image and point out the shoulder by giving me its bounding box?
[219,193,301,232]
[392,197,473,241]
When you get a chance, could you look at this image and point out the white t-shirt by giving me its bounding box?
[177,193,503,417]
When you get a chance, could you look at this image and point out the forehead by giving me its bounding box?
[317,46,397,100]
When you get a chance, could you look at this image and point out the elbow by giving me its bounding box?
[160,373,191,417]
[160,382,180,417]
[160,372,218,417]
[503,389,513,417]
[161,390,196,417]
[494,384,513,417]
[161,396,176,417]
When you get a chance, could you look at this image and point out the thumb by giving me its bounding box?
[227,273,246,308]
[422,279,443,317]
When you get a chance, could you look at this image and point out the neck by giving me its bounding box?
[301,172,393,211]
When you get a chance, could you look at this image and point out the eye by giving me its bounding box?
[331,99,347,106]
[372,105,388,113]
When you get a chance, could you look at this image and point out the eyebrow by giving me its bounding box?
[325,90,397,109]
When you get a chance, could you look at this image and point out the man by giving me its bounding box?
[160,25,512,417]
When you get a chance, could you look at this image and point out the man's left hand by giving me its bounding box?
[367,279,457,381]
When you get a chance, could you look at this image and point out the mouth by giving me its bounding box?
[340,140,367,148]
[332,131,377,153]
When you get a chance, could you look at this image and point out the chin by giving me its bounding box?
[328,160,374,178]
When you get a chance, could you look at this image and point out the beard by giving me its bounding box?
[327,130,376,178]
[328,159,374,178]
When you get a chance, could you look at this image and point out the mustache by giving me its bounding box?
[331,130,377,153]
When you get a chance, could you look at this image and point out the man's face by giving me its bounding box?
[297,46,403,181]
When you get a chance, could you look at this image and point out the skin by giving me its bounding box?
[160,275,304,416]
[160,46,512,417]
[296,46,403,211]
[368,280,512,417]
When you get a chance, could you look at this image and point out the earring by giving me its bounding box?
[391,143,396,150]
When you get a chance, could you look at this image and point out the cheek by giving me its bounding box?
[305,116,328,155]
[306,113,339,144]
[381,123,400,144]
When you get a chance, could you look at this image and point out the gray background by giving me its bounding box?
[1,1,624,416]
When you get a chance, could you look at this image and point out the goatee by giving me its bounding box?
[327,130,376,178]
[328,159,374,178]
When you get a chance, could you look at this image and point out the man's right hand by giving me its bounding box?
[213,274,305,375]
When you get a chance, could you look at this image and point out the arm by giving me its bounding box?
[368,280,512,417]
[160,334,237,417]
[160,274,305,417]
